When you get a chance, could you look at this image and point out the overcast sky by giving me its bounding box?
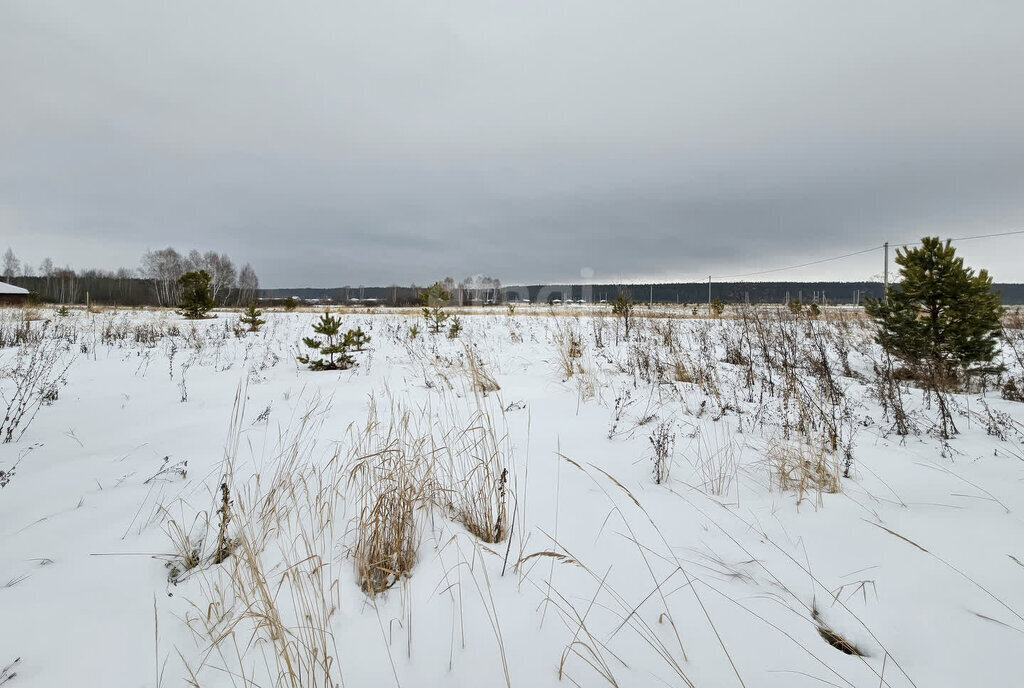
[3,1,1024,287]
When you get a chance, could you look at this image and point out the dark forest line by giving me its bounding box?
[259,281,1024,306]
[6,275,1023,308]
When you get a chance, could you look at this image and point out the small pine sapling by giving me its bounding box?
[420,282,451,334]
[344,326,371,351]
[297,311,355,370]
[239,302,266,332]
[447,315,462,339]
[612,291,634,337]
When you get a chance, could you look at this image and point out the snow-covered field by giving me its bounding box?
[2,305,1023,687]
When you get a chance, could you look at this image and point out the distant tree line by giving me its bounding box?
[514,282,889,305]
[261,274,504,307]
[258,279,1024,307]
[1,246,259,307]
[508,281,1024,305]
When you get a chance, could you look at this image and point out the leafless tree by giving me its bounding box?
[141,247,186,306]
[237,263,259,306]
[185,250,236,305]
[206,252,237,305]
[2,248,19,283]
[461,274,502,304]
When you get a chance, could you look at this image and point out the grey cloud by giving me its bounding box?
[2,1,1024,286]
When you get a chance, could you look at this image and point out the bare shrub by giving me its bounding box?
[591,316,606,348]
[1003,377,1024,402]
[649,420,674,484]
[211,482,234,564]
[1,324,76,443]
[870,352,916,436]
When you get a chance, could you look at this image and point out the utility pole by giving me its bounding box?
[707,275,712,315]
[883,242,889,304]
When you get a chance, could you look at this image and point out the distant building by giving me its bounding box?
[0,280,29,306]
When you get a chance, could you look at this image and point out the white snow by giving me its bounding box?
[1,305,1022,687]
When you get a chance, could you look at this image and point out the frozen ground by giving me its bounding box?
[1,305,1023,687]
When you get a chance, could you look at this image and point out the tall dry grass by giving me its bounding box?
[766,437,840,506]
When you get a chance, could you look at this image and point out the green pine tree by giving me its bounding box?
[612,291,634,337]
[239,302,266,332]
[420,282,451,334]
[447,315,462,339]
[178,270,215,319]
[343,326,371,351]
[866,236,1003,382]
[297,311,354,370]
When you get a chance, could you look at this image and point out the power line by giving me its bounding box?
[710,228,1024,281]
[894,228,1024,249]
[710,245,882,280]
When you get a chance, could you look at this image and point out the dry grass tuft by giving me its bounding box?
[555,323,585,379]
[689,422,740,497]
[435,400,512,543]
[766,438,839,506]
[812,604,867,656]
[163,515,206,584]
[350,447,421,593]
[348,397,427,594]
[463,343,501,393]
